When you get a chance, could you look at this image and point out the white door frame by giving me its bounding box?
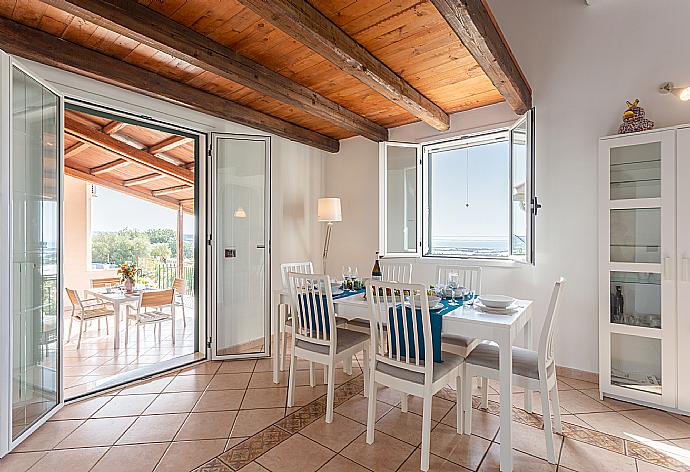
[208,133,271,360]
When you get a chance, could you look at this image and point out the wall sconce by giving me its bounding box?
[233,207,247,218]
[659,82,690,101]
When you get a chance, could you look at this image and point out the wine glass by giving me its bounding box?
[342,266,351,289]
[447,273,459,305]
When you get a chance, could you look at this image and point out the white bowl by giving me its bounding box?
[408,295,442,309]
[478,294,515,309]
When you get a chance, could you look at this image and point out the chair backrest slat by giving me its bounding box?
[66,288,81,307]
[140,289,174,308]
[436,266,481,292]
[379,261,413,283]
[90,277,120,288]
[538,277,566,373]
[281,262,313,289]
[367,280,432,378]
[173,278,186,294]
[287,272,336,349]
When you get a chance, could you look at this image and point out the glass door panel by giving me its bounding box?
[609,271,661,328]
[10,64,61,440]
[610,208,660,263]
[213,134,269,358]
[610,333,661,395]
[610,142,661,200]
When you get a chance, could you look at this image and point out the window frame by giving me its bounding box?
[379,110,536,264]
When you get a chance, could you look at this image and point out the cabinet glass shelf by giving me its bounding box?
[611,333,662,395]
[610,271,661,328]
[610,143,661,200]
[610,208,661,263]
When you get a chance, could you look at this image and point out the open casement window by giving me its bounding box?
[378,142,422,257]
[510,109,536,263]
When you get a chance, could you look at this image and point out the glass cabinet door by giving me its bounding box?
[609,142,661,200]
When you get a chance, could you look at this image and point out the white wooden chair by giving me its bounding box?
[286,272,370,423]
[463,277,566,464]
[365,280,465,472]
[66,288,115,349]
[280,261,314,370]
[125,289,176,351]
[439,266,482,357]
[379,261,413,283]
[172,278,187,328]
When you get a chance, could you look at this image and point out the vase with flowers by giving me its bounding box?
[118,262,137,293]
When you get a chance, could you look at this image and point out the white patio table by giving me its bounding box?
[85,288,141,350]
[272,289,533,472]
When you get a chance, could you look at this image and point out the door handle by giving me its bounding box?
[664,257,673,280]
[256,244,265,249]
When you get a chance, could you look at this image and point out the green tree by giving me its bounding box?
[150,242,172,262]
[145,228,177,257]
[92,228,151,265]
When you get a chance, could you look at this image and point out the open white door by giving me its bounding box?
[0,51,64,457]
[209,133,271,360]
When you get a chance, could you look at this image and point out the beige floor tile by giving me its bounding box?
[443,407,499,441]
[399,449,470,472]
[405,395,455,422]
[478,443,556,471]
[231,408,285,437]
[560,437,637,472]
[237,462,269,472]
[621,409,690,440]
[291,385,328,406]
[91,443,169,472]
[562,414,595,429]
[177,361,222,376]
[341,431,415,472]
[154,439,226,472]
[636,458,686,471]
[494,420,563,461]
[577,411,664,441]
[0,452,45,472]
[193,389,245,412]
[218,360,257,374]
[208,373,252,391]
[51,396,112,420]
[250,371,288,388]
[14,420,83,452]
[318,455,371,472]
[120,377,173,395]
[226,437,247,450]
[163,374,214,392]
[579,389,645,411]
[253,358,274,372]
[335,395,394,424]
[143,391,202,414]
[56,416,136,448]
[240,388,287,409]
[554,389,614,414]
[376,408,437,446]
[256,434,334,472]
[487,392,571,416]
[300,413,366,452]
[175,411,237,440]
[116,413,187,444]
[27,447,108,472]
[91,394,157,418]
[428,423,491,470]
[560,378,599,390]
[375,386,403,406]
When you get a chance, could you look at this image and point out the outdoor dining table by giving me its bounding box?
[85,288,142,350]
[272,288,534,472]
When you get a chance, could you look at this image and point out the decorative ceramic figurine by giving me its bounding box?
[618,99,654,134]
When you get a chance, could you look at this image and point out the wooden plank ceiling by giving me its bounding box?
[64,108,195,214]
[0,0,529,152]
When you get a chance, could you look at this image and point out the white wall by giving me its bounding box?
[324,0,690,373]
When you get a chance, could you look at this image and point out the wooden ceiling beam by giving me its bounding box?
[41,0,387,142]
[152,185,191,197]
[148,135,192,155]
[65,165,193,214]
[103,120,127,135]
[430,0,532,115]
[0,17,339,153]
[123,173,166,187]
[64,141,89,158]
[65,116,195,184]
[235,0,450,131]
[90,158,129,175]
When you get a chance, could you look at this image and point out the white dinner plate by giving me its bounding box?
[475,301,518,315]
[478,294,515,309]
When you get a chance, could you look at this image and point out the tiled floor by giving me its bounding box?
[61,297,196,398]
[4,353,690,471]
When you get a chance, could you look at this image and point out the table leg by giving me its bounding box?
[273,301,282,384]
[523,318,533,413]
[499,336,513,472]
[113,301,120,350]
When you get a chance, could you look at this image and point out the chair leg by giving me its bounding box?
[124,318,129,347]
[540,380,557,464]
[105,316,109,335]
[171,315,176,346]
[551,380,563,433]
[67,316,74,342]
[326,361,336,423]
[136,324,141,352]
[401,393,408,413]
[362,347,370,398]
[344,355,353,375]
[309,362,315,387]
[287,349,297,407]
[181,298,187,328]
[463,370,473,435]
[480,377,489,409]
[421,394,433,472]
[76,319,84,349]
[323,364,328,385]
[279,305,287,371]
[366,380,378,444]
[98,318,101,331]
[158,321,162,345]
[456,374,463,434]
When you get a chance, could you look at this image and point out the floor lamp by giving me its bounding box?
[318,197,342,274]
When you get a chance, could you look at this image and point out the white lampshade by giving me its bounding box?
[317,197,342,222]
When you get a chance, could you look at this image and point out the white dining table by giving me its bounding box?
[272,289,533,472]
[85,288,141,350]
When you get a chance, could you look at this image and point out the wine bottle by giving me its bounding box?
[372,252,382,281]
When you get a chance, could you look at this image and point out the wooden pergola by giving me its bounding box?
[64,109,195,273]
[0,0,530,154]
